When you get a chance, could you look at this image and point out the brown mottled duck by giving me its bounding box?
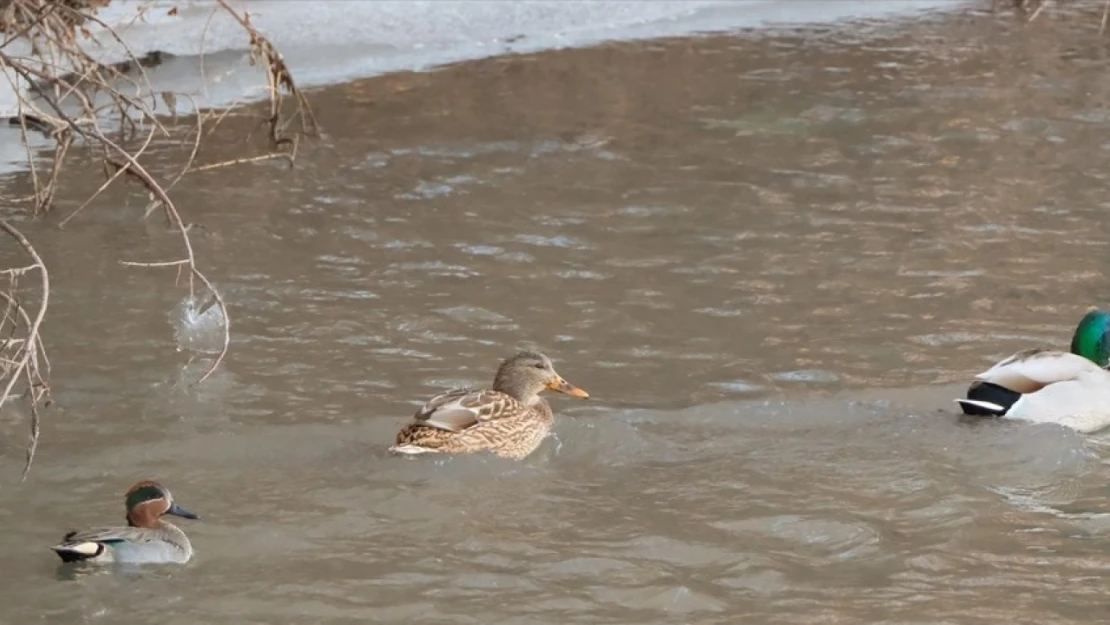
[390,350,589,460]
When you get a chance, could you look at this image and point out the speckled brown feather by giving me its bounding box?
[415,388,513,427]
[394,390,555,460]
[390,350,587,460]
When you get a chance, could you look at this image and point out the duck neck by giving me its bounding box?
[127,515,174,530]
[492,372,537,403]
[530,396,554,423]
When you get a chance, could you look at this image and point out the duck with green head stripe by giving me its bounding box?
[956,310,1110,432]
[51,480,199,565]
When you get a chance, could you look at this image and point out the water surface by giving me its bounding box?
[3,6,1110,624]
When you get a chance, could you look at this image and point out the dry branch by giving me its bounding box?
[0,0,318,477]
[215,0,319,147]
[992,0,1110,31]
[0,219,50,480]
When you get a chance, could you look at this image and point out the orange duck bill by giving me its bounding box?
[546,376,589,399]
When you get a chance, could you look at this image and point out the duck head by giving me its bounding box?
[124,480,199,528]
[492,351,590,403]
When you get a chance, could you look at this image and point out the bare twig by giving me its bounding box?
[190,151,294,173]
[0,220,50,480]
[58,121,158,227]
[214,0,319,148]
[119,259,189,268]
[997,0,1110,32]
[90,128,231,383]
[1027,0,1047,22]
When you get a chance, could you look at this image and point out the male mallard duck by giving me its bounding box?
[955,309,1110,432]
[51,480,199,564]
[390,350,589,460]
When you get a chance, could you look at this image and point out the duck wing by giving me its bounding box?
[51,526,153,562]
[975,349,1105,393]
[413,388,526,432]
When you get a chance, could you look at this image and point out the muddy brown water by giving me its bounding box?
[2,7,1110,624]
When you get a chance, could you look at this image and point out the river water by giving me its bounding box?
[2,4,1110,624]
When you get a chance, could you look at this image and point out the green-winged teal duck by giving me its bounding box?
[52,480,199,564]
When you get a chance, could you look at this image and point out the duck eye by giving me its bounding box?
[533,363,546,369]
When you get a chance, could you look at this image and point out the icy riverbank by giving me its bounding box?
[7,1,965,112]
[0,0,964,174]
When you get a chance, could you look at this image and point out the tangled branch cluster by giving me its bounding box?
[0,0,316,478]
[0,218,48,480]
[995,0,1110,32]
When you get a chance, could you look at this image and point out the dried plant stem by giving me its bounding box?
[214,0,319,146]
[1027,0,1048,22]
[0,220,50,480]
[119,259,190,268]
[89,128,231,384]
[1,59,229,383]
[190,151,294,173]
[58,121,158,228]
[0,0,316,478]
[998,0,1110,31]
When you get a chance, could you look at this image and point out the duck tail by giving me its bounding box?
[955,398,1008,416]
[51,542,104,563]
[955,381,1021,417]
[51,534,104,563]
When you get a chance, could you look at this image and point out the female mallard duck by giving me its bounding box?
[390,350,589,460]
[956,309,1110,432]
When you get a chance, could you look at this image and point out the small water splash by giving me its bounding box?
[769,369,842,383]
[171,295,228,355]
[706,380,767,394]
[988,485,1110,523]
